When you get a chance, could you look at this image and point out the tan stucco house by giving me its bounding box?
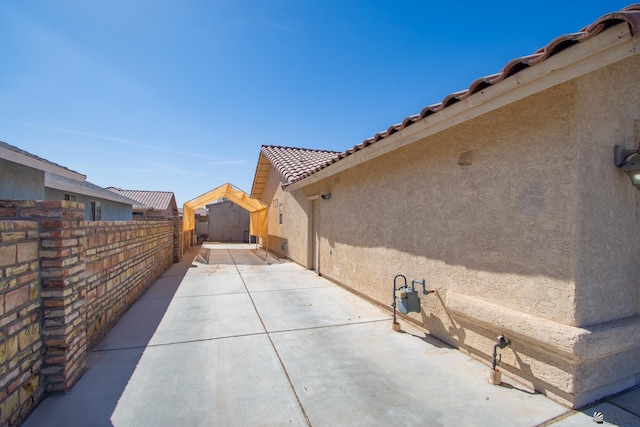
[250,6,640,408]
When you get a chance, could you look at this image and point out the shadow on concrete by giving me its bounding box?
[21,245,201,427]
[194,244,289,267]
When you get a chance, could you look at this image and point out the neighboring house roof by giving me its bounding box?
[1,140,139,207]
[281,4,640,188]
[45,172,141,206]
[251,145,340,198]
[178,207,207,216]
[0,140,85,181]
[106,188,177,213]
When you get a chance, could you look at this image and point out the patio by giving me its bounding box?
[21,244,640,426]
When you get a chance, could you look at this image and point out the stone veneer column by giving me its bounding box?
[27,201,87,392]
[173,218,183,262]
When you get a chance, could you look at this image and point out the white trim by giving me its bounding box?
[45,180,128,203]
[45,181,101,200]
[0,146,86,181]
[285,23,639,191]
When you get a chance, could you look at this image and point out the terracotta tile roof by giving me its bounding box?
[260,145,341,184]
[284,4,640,186]
[106,188,176,211]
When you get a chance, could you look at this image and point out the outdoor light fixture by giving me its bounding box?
[614,145,640,189]
[321,193,331,200]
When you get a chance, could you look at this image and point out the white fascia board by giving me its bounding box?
[285,23,638,192]
[45,181,101,199]
[45,181,134,205]
[0,146,86,181]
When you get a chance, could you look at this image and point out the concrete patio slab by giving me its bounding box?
[607,386,640,417]
[172,273,246,297]
[21,243,640,427]
[138,275,183,300]
[252,286,390,332]
[271,321,564,427]
[93,298,175,351]
[21,348,146,427]
[546,401,640,426]
[111,336,307,427]
[242,269,335,292]
[188,261,239,275]
[148,293,265,346]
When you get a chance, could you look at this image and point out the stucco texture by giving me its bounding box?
[261,166,310,263]
[572,54,640,327]
[0,159,45,200]
[311,81,577,320]
[258,53,640,407]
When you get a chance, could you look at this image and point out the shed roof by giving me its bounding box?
[106,188,177,211]
[282,4,640,188]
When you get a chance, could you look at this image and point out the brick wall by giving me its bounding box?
[84,221,173,347]
[0,218,42,427]
[0,200,176,426]
[173,218,183,263]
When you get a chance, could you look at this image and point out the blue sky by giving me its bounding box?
[0,1,632,206]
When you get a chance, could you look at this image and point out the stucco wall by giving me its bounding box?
[302,81,577,323]
[44,188,133,221]
[268,54,640,407]
[0,159,45,200]
[572,53,640,327]
[261,165,310,262]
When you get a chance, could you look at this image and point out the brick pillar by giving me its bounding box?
[173,218,183,262]
[26,201,87,392]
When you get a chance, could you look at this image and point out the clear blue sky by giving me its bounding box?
[0,1,633,206]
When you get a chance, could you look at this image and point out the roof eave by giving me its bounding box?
[0,145,86,181]
[45,181,139,206]
[284,22,639,192]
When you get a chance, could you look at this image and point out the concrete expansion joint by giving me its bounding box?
[268,318,391,336]
[249,285,333,294]
[227,247,313,427]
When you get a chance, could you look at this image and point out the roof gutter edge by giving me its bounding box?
[284,23,638,192]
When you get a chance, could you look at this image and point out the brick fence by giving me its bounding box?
[0,200,180,426]
[84,220,173,347]
[0,219,41,427]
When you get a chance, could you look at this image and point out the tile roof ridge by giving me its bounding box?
[262,144,341,154]
[260,144,341,184]
[108,188,173,194]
